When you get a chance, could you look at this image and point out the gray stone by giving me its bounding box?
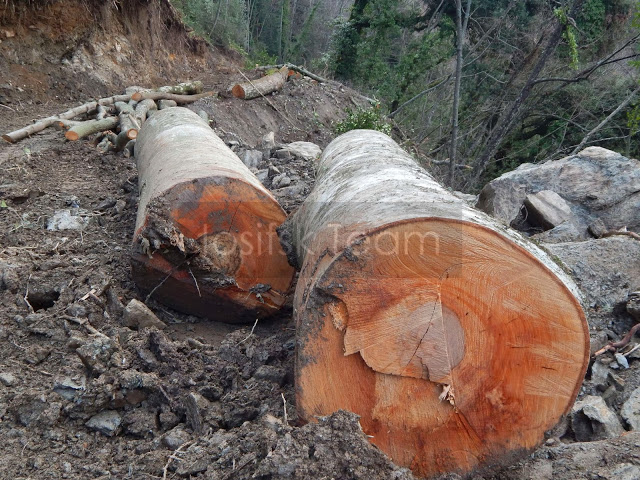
[163,426,191,450]
[86,410,122,436]
[242,150,262,169]
[176,457,209,476]
[53,376,86,401]
[571,395,624,441]
[477,146,640,241]
[627,291,640,321]
[0,372,16,387]
[275,148,292,160]
[615,352,629,369]
[184,392,209,434]
[524,190,573,230]
[590,361,610,391]
[283,141,321,161]
[545,237,640,312]
[260,131,276,151]
[611,463,640,480]
[621,386,640,430]
[255,169,269,184]
[253,365,286,385]
[76,336,115,375]
[272,174,291,189]
[123,299,166,330]
[47,209,89,231]
[532,221,582,243]
[277,184,306,198]
[268,165,281,178]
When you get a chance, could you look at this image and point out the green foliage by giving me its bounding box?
[554,7,579,69]
[334,106,392,135]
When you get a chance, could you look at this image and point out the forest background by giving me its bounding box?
[172,0,640,190]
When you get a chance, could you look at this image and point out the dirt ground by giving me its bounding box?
[2,2,640,479]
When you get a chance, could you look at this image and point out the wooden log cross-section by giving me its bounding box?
[283,130,590,478]
[231,66,289,100]
[132,108,295,322]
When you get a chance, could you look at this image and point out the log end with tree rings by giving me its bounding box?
[290,129,589,478]
[132,107,295,323]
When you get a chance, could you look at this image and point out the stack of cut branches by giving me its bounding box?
[2,81,215,156]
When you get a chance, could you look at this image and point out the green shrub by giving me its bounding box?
[334,106,392,135]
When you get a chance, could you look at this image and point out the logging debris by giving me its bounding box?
[2,83,214,146]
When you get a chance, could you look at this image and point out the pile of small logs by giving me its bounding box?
[2,81,215,155]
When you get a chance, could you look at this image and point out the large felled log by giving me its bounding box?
[132,108,295,322]
[231,66,289,100]
[285,130,589,478]
[2,94,131,143]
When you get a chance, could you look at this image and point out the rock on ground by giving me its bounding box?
[476,146,640,241]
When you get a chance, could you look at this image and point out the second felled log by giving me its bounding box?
[132,108,295,322]
[284,130,589,478]
[231,66,289,100]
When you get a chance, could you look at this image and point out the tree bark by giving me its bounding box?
[132,108,295,323]
[449,0,471,187]
[285,129,589,478]
[134,99,158,125]
[2,94,131,143]
[230,66,289,100]
[157,81,204,95]
[65,117,119,141]
[130,91,216,103]
[115,102,139,140]
[157,99,178,110]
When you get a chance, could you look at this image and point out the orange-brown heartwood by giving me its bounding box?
[132,107,294,323]
[286,129,589,478]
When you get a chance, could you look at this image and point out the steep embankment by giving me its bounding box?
[0,0,235,104]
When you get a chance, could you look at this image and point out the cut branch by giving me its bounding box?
[2,94,131,143]
[131,91,216,103]
[65,117,119,141]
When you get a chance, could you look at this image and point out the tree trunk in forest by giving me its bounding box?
[132,108,295,323]
[284,129,589,478]
[468,0,585,188]
[449,0,471,187]
[231,66,289,100]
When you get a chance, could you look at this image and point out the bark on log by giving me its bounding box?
[2,94,130,143]
[116,102,139,140]
[65,117,119,141]
[286,130,589,478]
[134,99,157,125]
[157,81,203,95]
[131,91,216,103]
[132,108,295,322]
[157,99,177,110]
[231,66,288,100]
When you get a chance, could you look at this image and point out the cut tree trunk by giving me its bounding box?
[2,94,130,143]
[231,66,288,100]
[65,117,119,141]
[157,81,203,95]
[284,129,589,478]
[132,107,295,323]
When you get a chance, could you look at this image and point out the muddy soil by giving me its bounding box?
[2,2,640,478]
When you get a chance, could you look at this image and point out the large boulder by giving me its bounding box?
[544,236,640,312]
[476,147,640,242]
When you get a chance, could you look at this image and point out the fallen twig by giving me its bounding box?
[161,440,194,480]
[594,323,640,356]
